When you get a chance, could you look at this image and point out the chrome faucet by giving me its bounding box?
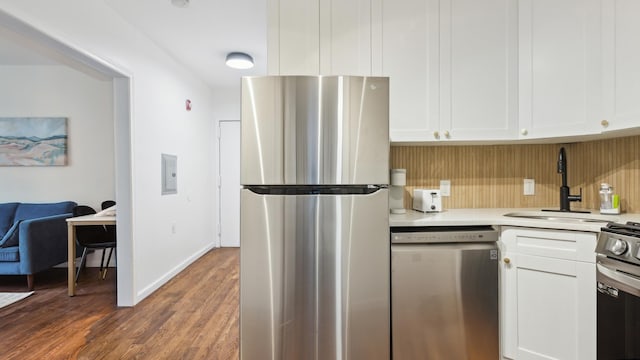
[557,147,582,211]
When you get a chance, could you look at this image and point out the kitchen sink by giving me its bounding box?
[503,211,617,223]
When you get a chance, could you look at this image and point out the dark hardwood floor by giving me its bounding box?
[0,248,239,360]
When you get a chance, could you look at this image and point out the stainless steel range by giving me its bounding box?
[595,221,640,359]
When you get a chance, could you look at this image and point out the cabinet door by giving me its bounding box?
[501,227,597,360]
[383,0,439,142]
[438,0,518,141]
[268,0,381,77]
[502,254,596,360]
[518,0,602,139]
[385,0,518,143]
[602,0,640,132]
[268,0,320,75]
[319,0,382,76]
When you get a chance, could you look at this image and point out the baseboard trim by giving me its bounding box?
[135,243,217,304]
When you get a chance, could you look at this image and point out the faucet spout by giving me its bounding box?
[557,147,582,211]
[557,147,567,186]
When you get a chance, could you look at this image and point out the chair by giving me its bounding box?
[73,205,116,281]
[101,200,116,210]
[100,200,117,278]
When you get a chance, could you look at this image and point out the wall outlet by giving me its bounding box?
[524,178,535,195]
[440,180,451,197]
[171,223,177,234]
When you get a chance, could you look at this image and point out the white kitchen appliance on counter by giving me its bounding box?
[413,189,442,212]
[390,169,406,214]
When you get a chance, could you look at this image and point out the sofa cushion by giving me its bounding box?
[0,221,21,248]
[14,201,76,222]
[0,246,19,262]
[0,203,19,239]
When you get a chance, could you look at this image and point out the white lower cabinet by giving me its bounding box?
[500,227,596,360]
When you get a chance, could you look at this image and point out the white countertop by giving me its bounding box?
[390,208,640,232]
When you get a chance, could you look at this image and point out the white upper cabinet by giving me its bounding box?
[382,0,438,141]
[268,0,320,75]
[385,0,518,142]
[320,0,382,76]
[267,0,381,76]
[268,0,640,142]
[518,0,603,139]
[601,0,640,133]
[439,0,518,142]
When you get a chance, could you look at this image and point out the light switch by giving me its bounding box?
[524,178,535,196]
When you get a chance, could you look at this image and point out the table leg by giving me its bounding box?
[67,223,75,296]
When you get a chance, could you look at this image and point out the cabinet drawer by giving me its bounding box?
[501,226,597,263]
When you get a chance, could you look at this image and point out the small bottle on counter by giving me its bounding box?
[599,183,620,214]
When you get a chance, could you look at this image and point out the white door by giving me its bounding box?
[219,120,241,247]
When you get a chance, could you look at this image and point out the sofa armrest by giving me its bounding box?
[18,213,72,274]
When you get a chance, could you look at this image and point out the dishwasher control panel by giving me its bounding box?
[391,225,498,244]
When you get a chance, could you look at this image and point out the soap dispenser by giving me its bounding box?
[599,183,620,214]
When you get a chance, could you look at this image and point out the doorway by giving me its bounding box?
[218,120,241,247]
[0,10,134,306]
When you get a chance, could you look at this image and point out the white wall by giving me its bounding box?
[0,65,115,209]
[0,1,217,305]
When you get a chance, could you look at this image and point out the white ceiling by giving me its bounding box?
[0,0,268,91]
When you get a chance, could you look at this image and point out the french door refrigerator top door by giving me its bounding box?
[240,76,389,186]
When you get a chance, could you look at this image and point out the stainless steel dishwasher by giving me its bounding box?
[391,225,499,360]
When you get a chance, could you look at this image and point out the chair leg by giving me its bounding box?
[99,248,107,279]
[26,274,34,291]
[79,249,89,270]
[75,248,89,283]
[102,248,115,280]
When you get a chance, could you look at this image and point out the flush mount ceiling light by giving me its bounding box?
[171,0,189,8]
[225,52,254,69]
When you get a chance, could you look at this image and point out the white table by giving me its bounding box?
[66,214,116,296]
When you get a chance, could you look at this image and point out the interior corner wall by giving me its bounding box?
[0,65,115,209]
[0,1,218,305]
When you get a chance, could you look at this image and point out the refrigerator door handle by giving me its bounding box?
[245,184,387,195]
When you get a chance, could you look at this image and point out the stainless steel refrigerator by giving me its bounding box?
[240,76,390,360]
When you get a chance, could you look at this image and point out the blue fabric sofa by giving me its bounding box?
[0,201,77,290]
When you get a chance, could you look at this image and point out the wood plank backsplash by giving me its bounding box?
[390,135,640,213]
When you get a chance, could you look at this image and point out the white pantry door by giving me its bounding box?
[219,121,241,247]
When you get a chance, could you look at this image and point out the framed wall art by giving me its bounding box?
[0,117,68,166]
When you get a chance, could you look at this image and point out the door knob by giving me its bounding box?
[503,257,511,264]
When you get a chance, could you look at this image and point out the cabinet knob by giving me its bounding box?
[433,131,440,139]
[443,130,450,138]
[503,257,511,264]
[601,119,609,128]
[520,128,528,136]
